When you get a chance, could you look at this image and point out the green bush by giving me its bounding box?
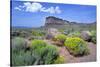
[64,37,89,56]
[12,37,27,53]
[91,31,96,44]
[43,45,59,64]
[68,31,81,37]
[32,30,46,36]
[54,34,67,43]
[11,37,35,66]
[30,40,59,64]
[30,40,47,49]
[19,31,31,38]
[54,56,65,64]
[12,51,36,66]
[12,39,59,66]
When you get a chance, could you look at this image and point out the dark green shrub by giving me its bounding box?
[11,31,20,37]
[64,37,89,56]
[12,37,27,53]
[30,40,59,64]
[11,30,32,38]
[19,31,31,38]
[54,56,65,64]
[91,31,96,44]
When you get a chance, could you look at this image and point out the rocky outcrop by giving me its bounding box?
[45,16,96,27]
[45,28,61,39]
[45,16,69,26]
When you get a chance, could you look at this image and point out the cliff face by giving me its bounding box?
[45,16,69,26]
[44,16,96,30]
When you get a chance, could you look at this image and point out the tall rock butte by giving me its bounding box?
[44,16,96,28]
[45,16,70,26]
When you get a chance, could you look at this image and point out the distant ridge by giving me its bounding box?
[45,16,96,26]
[12,16,96,28]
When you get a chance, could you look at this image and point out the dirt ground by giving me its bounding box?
[44,40,96,63]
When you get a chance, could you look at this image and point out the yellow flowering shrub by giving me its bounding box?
[64,37,89,56]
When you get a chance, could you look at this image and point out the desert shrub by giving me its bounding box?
[64,37,89,56]
[30,40,47,49]
[91,31,96,44]
[12,51,36,66]
[11,30,32,38]
[59,29,65,33]
[12,39,60,66]
[42,45,59,64]
[52,34,67,46]
[54,34,67,43]
[19,31,31,38]
[12,37,27,53]
[11,31,20,37]
[68,31,81,37]
[54,56,65,64]
[32,30,46,36]
[30,40,59,64]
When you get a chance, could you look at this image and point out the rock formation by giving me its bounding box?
[45,16,69,26]
[46,28,61,39]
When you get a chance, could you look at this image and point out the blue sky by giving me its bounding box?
[11,1,96,27]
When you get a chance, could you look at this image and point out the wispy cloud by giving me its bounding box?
[14,7,22,11]
[40,6,61,14]
[14,2,62,14]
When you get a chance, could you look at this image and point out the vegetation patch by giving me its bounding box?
[12,51,36,66]
[12,39,61,66]
[12,37,27,53]
[54,56,65,64]
[32,30,46,36]
[68,31,81,38]
[64,37,89,56]
[30,40,59,64]
[53,34,67,46]
[91,30,96,44]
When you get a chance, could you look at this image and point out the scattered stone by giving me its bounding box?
[46,28,61,39]
[80,31,92,41]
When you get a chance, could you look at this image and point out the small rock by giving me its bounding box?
[46,28,61,39]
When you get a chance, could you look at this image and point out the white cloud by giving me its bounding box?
[24,2,42,12]
[14,7,21,11]
[14,2,62,14]
[40,7,55,14]
[19,5,25,8]
[55,6,61,14]
[40,6,61,14]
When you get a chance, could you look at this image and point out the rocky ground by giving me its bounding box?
[44,40,96,63]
